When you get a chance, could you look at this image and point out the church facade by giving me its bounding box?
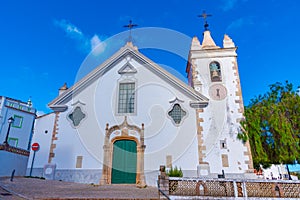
[28,29,253,186]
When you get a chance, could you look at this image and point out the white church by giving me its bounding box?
[28,25,254,186]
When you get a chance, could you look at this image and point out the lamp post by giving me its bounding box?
[3,117,14,145]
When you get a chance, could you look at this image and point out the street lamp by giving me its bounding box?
[3,117,14,145]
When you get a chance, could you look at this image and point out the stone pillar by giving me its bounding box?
[136,145,146,187]
[197,163,210,176]
[236,182,244,197]
[136,124,146,187]
[100,124,110,185]
[242,181,247,198]
[233,181,238,198]
[158,165,169,195]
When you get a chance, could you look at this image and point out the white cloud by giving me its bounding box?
[54,19,106,55]
[36,110,46,117]
[54,19,84,40]
[221,0,248,11]
[91,35,101,49]
[222,0,238,11]
[90,34,106,55]
[227,18,245,31]
[226,17,254,32]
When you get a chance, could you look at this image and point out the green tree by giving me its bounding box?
[238,81,300,169]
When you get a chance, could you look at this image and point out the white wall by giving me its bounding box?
[52,110,102,169]
[37,54,200,175]
[192,48,250,174]
[27,113,55,168]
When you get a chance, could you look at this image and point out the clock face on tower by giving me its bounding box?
[209,84,227,100]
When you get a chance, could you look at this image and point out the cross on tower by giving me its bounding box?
[198,11,212,31]
[123,20,138,42]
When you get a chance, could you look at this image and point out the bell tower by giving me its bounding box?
[187,24,254,177]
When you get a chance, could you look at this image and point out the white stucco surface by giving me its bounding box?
[31,35,252,185]
[189,34,250,175]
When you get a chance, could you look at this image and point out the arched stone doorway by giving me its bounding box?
[100,117,146,187]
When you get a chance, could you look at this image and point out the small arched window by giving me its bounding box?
[209,61,222,82]
[275,186,280,197]
[199,184,205,195]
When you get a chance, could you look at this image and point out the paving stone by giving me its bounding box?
[0,177,159,200]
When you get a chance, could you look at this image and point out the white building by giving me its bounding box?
[259,164,296,180]
[28,28,253,186]
[0,96,36,176]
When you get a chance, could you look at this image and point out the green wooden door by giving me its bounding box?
[111,140,137,184]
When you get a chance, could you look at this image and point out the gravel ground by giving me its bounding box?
[0,177,159,200]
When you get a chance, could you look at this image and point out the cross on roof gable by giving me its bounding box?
[48,43,209,111]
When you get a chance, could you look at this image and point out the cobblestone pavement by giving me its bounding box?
[0,184,24,200]
[0,177,159,200]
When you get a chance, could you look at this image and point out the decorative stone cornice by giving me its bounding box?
[169,97,184,104]
[49,105,68,112]
[190,101,209,109]
[189,47,237,59]
[118,62,137,74]
[71,100,86,106]
[49,44,209,108]
[106,116,144,136]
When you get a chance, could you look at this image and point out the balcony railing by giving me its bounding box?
[5,100,36,114]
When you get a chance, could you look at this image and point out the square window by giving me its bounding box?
[12,115,23,128]
[8,138,18,147]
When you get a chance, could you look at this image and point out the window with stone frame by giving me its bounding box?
[209,61,222,82]
[168,103,186,125]
[118,82,135,114]
[68,106,86,127]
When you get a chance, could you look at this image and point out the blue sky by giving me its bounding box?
[0,0,299,113]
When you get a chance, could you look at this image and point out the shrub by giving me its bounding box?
[166,166,183,177]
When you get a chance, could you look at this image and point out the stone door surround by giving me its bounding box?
[100,116,146,187]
